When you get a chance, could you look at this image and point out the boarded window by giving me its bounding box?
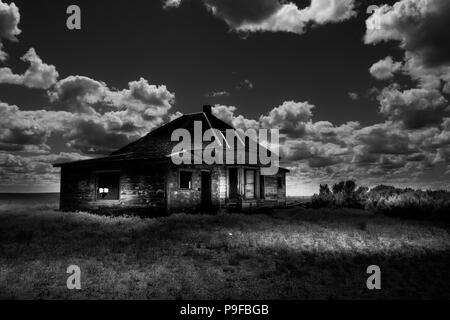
[277,176,283,188]
[245,169,255,199]
[179,170,192,189]
[97,172,120,200]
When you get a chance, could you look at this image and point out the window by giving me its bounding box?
[245,169,255,199]
[97,172,120,200]
[277,176,283,188]
[179,170,193,189]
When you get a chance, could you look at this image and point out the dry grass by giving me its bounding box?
[0,201,450,299]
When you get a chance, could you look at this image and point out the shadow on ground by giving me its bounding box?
[0,204,449,299]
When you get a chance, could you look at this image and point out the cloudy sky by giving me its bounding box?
[0,0,449,195]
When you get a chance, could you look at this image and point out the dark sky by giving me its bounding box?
[1,0,396,123]
[0,0,449,194]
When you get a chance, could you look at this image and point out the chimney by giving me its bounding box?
[203,104,212,115]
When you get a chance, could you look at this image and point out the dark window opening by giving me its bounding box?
[179,170,193,189]
[97,172,120,200]
[277,176,283,188]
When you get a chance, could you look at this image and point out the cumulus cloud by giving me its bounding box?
[50,76,174,116]
[365,1,450,118]
[401,53,450,92]
[214,100,359,148]
[212,104,259,130]
[0,0,21,61]
[46,76,176,154]
[0,101,73,152]
[64,118,141,155]
[0,48,59,89]
[0,74,176,155]
[169,111,183,121]
[211,98,450,190]
[363,0,450,174]
[369,56,403,80]
[280,139,348,165]
[4,88,449,193]
[212,101,360,172]
[303,120,360,145]
[362,0,450,187]
[165,0,356,35]
[259,100,315,136]
[365,0,450,68]
[162,0,182,9]
[377,85,449,129]
[352,121,416,156]
[298,0,356,24]
[210,0,356,34]
[0,152,88,187]
[48,75,109,114]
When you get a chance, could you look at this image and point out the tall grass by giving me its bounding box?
[1,202,449,299]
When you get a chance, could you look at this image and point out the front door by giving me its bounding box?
[260,174,265,199]
[201,171,212,210]
[229,168,238,199]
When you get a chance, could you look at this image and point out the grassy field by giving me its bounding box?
[0,197,449,299]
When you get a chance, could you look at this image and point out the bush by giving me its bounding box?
[311,181,450,221]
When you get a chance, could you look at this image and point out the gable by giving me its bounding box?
[110,112,235,157]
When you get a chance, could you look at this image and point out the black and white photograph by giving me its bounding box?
[0,0,450,307]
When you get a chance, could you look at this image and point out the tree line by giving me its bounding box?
[311,181,450,221]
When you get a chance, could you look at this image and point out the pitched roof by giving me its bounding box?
[54,111,233,167]
[110,111,234,158]
[54,109,288,172]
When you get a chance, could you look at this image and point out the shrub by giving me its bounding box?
[311,184,334,208]
[311,181,450,221]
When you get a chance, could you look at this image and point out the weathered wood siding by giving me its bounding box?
[59,160,166,215]
[60,165,95,210]
[58,160,287,214]
[261,171,286,207]
[166,164,223,212]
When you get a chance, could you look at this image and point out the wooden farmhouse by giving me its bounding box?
[54,105,288,215]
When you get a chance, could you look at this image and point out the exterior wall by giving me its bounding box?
[59,160,287,214]
[218,167,227,205]
[60,165,95,210]
[59,160,166,215]
[223,166,286,211]
[166,164,224,212]
[260,171,287,208]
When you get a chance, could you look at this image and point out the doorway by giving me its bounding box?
[201,171,212,209]
[229,168,238,199]
[260,174,265,199]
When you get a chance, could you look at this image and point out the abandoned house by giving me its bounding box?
[54,105,288,214]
